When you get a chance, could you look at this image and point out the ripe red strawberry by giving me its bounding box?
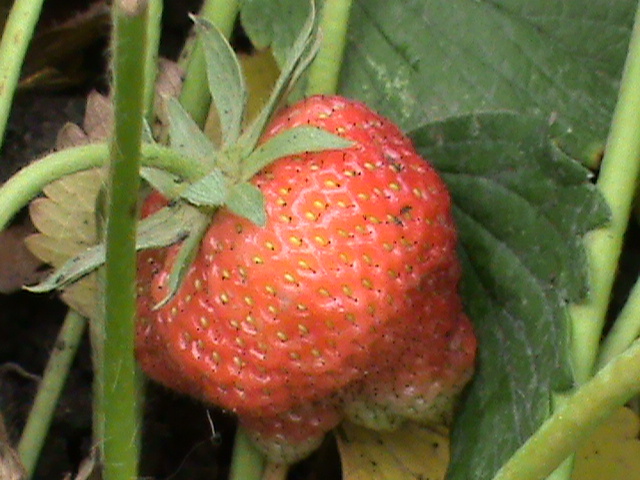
[135,95,476,462]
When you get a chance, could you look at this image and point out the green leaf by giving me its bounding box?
[140,167,188,199]
[141,121,155,143]
[338,0,634,165]
[242,125,353,179]
[27,203,204,293]
[180,168,229,207]
[239,0,317,153]
[240,0,317,66]
[225,182,266,226]
[167,97,217,160]
[154,210,210,309]
[408,112,609,480]
[194,16,247,147]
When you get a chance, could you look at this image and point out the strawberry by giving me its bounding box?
[21,11,476,467]
[135,95,476,462]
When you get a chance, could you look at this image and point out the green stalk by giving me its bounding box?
[0,0,45,150]
[179,0,240,127]
[305,0,353,96]
[493,337,640,480]
[100,2,149,479]
[17,311,86,479]
[597,276,640,368]
[143,0,163,119]
[0,143,206,232]
[569,0,640,384]
[229,427,265,480]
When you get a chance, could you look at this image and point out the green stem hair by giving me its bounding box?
[100,2,150,479]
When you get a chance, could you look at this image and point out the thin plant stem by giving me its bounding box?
[569,0,640,384]
[229,427,265,480]
[493,337,640,480]
[143,0,163,119]
[597,275,640,368]
[17,311,87,479]
[0,142,206,232]
[100,2,149,479]
[305,0,354,96]
[0,0,45,150]
[179,0,240,127]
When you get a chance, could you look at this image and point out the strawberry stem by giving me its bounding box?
[568,0,640,384]
[17,311,86,479]
[229,427,265,480]
[100,2,150,479]
[143,0,163,120]
[597,278,640,368]
[178,0,241,127]
[0,143,207,232]
[0,0,45,150]
[493,337,640,480]
[305,0,354,96]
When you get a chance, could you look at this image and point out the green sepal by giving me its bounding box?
[142,120,155,143]
[168,97,218,162]
[194,15,247,147]
[141,167,188,199]
[226,182,266,227]
[239,1,317,154]
[153,208,211,309]
[241,125,354,179]
[26,202,205,292]
[180,168,229,207]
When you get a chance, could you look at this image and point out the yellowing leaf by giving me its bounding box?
[26,169,103,320]
[336,421,450,480]
[573,407,640,480]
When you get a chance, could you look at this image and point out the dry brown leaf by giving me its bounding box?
[0,220,44,294]
[63,448,100,480]
[0,410,25,480]
[26,169,103,319]
[56,123,90,150]
[25,60,184,319]
[572,407,640,480]
[336,421,450,480]
[83,92,113,142]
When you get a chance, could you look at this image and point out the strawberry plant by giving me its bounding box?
[1,0,640,480]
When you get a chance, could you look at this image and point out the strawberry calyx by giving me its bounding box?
[29,0,352,303]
